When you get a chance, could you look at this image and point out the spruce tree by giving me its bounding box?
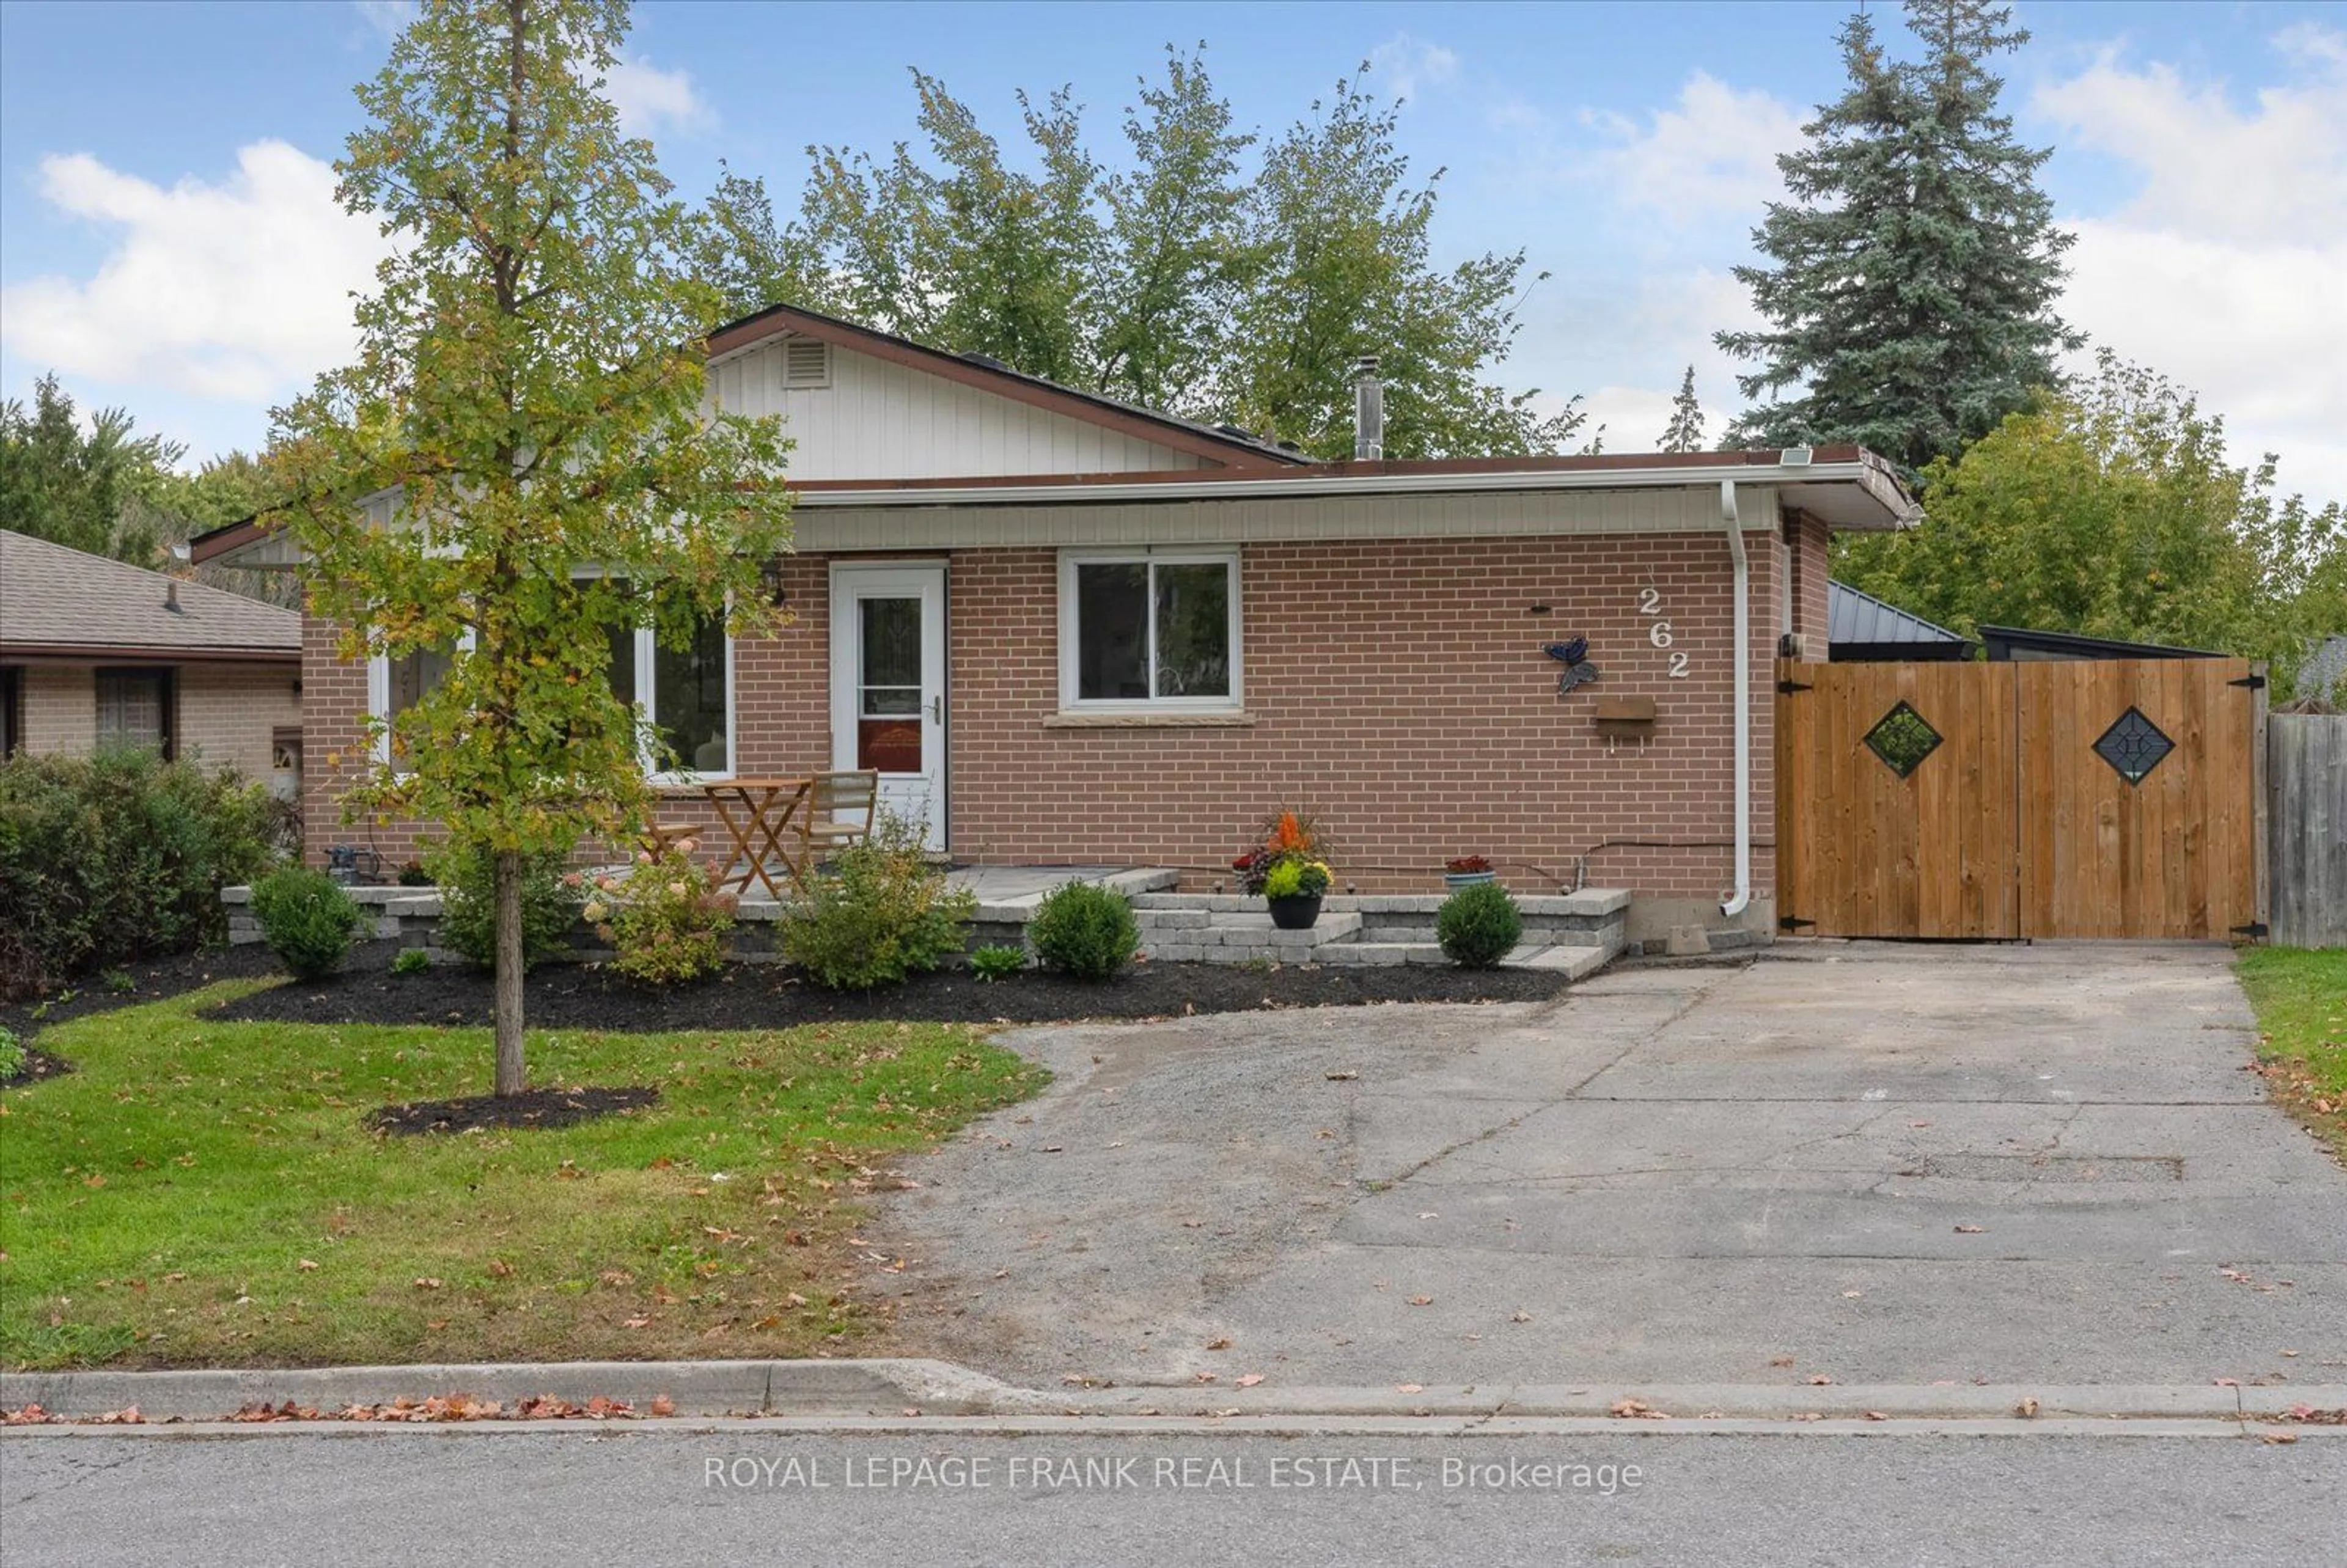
[1658,365,1706,453]
[1718,1,2078,477]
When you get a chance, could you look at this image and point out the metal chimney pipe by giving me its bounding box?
[1352,355,1384,461]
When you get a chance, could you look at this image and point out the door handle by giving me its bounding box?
[928,695,944,725]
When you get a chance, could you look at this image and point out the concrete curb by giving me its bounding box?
[7,1361,2340,1426]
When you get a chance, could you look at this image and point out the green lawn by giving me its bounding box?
[2236,947,2347,1162]
[0,984,1045,1370]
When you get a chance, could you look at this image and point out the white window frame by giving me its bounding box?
[368,634,469,775]
[570,567,738,783]
[1057,546,1244,713]
[365,603,736,783]
[625,617,738,785]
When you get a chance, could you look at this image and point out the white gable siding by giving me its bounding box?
[707,337,1213,481]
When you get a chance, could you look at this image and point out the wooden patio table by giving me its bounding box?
[694,776,814,899]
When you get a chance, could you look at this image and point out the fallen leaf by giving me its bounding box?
[1807,1374,1834,1386]
[1953,1224,1985,1234]
[1407,1295,1434,1307]
[1235,1374,1265,1388]
[1768,1355,1796,1368]
[623,1315,652,1329]
[297,1259,318,1272]
[1397,1383,1425,1394]
[2214,1377,2240,1387]
[1511,1311,1533,1324]
[1206,1336,1232,1350]
[1862,1410,1890,1421]
[649,1394,675,1417]
[2260,1431,2299,1445]
[1325,1071,1358,1082]
[411,1277,443,1291]
[1842,1290,1863,1299]
[2016,1397,2040,1418]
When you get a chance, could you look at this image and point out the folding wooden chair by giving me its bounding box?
[799,770,880,870]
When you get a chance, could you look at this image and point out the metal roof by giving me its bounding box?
[0,529,299,659]
[1828,581,1969,648]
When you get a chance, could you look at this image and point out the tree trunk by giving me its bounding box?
[492,848,526,1096]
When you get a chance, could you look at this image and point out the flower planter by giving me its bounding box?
[1444,870,1497,890]
[1266,893,1323,930]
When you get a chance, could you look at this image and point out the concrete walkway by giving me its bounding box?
[873,943,2346,1389]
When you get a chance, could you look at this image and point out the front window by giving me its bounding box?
[1062,551,1240,709]
[372,640,455,772]
[598,584,731,777]
[95,669,174,756]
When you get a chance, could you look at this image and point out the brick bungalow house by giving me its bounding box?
[1,528,303,795]
[191,304,1918,941]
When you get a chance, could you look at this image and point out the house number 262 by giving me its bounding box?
[1637,588,1691,677]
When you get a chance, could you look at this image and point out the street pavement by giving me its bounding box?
[5,1427,2340,1567]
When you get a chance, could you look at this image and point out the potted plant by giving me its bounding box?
[1445,854,1497,890]
[1233,811,1334,930]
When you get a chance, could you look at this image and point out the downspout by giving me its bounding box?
[1719,478,1752,920]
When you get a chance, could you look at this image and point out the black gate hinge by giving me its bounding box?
[2229,673,2266,689]
[2231,921,2269,939]
[1777,678,1813,695]
[1779,915,1816,932]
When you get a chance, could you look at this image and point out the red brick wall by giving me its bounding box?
[299,535,1779,907]
[949,535,1777,903]
[1787,510,1832,660]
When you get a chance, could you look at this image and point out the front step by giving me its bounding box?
[1140,912,1362,965]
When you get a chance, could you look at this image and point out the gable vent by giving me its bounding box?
[782,337,831,389]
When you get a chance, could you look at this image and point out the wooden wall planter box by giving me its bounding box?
[1593,696,1658,738]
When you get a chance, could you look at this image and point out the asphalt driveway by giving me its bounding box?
[873,944,2346,1390]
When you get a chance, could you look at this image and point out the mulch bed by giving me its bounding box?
[1,941,286,1049]
[209,948,1568,1032]
[367,1084,661,1136]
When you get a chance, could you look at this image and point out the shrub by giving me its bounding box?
[395,861,434,887]
[0,1026,23,1080]
[391,947,432,975]
[968,943,1026,982]
[100,969,135,995]
[250,866,364,980]
[430,846,581,971]
[780,812,974,991]
[1028,881,1140,981]
[589,845,737,986]
[0,747,277,999]
[1437,883,1522,969]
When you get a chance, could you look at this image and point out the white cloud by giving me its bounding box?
[1368,33,1460,108]
[2035,27,2347,505]
[603,56,713,137]
[1576,72,1804,221]
[0,141,389,406]
[352,0,416,40]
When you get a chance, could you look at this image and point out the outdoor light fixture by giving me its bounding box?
[759,557,789,607]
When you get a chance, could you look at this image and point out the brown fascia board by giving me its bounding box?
[0,644,300,666]
[702,303,1303,471]
[187,515,270,565]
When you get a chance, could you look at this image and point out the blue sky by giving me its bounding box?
[3,1,2342,505]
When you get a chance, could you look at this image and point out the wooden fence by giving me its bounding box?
[2268,713,2347,948]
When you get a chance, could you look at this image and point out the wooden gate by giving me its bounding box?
[1777,658,2260,939]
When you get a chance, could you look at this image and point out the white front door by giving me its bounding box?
[829,563,947,851]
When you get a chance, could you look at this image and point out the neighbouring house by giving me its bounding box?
[190,302,1918,941]
[0,529,304,796]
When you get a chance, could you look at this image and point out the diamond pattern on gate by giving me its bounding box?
[1862,700,1942,779]
[2093,706,2174,785]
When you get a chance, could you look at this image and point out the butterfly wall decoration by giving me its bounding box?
[1543,637,1601,695]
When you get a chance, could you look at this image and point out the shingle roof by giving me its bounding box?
[0,529,299,659]
[1828,581,1969,648]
